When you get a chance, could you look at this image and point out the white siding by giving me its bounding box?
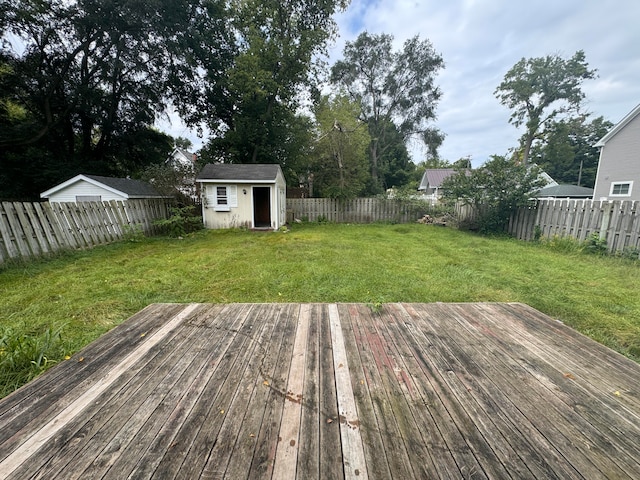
[46,181,127,203]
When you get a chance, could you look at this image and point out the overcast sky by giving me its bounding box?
[167,0,640,167]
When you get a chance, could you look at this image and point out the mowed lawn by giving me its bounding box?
[1,223,639,395]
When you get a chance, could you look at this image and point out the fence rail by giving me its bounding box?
[287,198,431,224]
[509,199,640,253]
[0,199,170,263]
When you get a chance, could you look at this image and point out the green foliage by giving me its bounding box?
[530,115,613,188]
[203,0,347,167]
[331,32,444,192]
[495,50,596,165]
[442,155,546,233]
[122,224,146,243]
[0,0,232,199]
[310,95,370,198]
[0,324,66,398]
[584,233,608,255]
[153,206,203,237]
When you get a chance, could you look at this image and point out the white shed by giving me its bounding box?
[197,164,287,230]
[40,174,167,203]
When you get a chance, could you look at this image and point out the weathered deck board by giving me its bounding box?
[1,302,640,479]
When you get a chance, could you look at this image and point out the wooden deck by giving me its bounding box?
[1,303,639,479]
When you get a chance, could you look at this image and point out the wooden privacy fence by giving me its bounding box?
[0,199,171,263]
[287,197,430,224]
[508,199,640,253]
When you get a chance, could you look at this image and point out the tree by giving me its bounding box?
[495,51,596,165]
[441,155,546,233]
[310,95,370,198]
[203,0,348,167]
[530,115,612,188]
[0,0,233,199]
[331,32,444,192]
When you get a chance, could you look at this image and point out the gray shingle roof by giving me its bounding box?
[84,175,164,197]
[534,184,594,198]
[197,163,282,181]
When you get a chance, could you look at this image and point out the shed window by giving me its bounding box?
[610,182,632,197]
[206,185,237,211]
[216,186,228,205]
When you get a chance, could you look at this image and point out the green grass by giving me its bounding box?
[1,223,639,397]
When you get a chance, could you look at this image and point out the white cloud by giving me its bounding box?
[332,0,640,165]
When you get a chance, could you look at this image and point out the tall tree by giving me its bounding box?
[331,32,444,192]
[0,0,233,199]
[203,0,348,166]
[495,50,596,165]
[530,115,612,187]
[310,95,370,198]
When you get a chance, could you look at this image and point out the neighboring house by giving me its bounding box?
[166,146,197,168]
[533,184,594,199]
[166,146,199,202]
[197,163,286,230]
[418,169,462,204]
[593,103,640,201]
[41,174,168,203]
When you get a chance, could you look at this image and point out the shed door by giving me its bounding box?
[253,186,271,228]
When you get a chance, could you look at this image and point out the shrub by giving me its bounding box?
[154,205,203,237]
[584,232,608,255]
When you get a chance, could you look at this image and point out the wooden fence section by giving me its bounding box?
[508,199,640,253]
[0,199,170,263]
[287,197,429,224]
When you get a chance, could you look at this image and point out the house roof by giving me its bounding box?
[594,103,640,147]
[167,147,196,165]
[197,163,283,182]
[533,184,594,198]
[418,169,461,190]
[40,174,166,199]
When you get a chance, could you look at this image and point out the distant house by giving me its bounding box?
[418,169,463,203]
[165,146,199,202]
[197,164,286,230]
[166,146,197,168]
[593,103,640,201]
[533,184,594,199]
[40,174,168,203]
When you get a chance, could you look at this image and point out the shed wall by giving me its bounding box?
[46,181,127,203]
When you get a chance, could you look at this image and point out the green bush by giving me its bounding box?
[154,205,203,237]
[584,232,608,255]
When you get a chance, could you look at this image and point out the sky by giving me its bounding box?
[164,0,640,167]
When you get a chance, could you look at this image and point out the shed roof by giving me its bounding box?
[533,184,594,198]
[197,163,283,182]
[40,174,165,199]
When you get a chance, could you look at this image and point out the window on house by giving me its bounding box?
[610,182,632,196]
[76,195,101,202]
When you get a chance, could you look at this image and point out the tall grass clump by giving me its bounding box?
[0,323,67,398]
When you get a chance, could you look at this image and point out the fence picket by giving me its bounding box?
[0,199,170,263]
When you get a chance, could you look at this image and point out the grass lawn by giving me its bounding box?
[1,222,639,397]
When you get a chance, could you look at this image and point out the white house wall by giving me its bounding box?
[46,181,127,203]
[594,112,640,201]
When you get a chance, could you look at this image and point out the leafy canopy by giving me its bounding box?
[331,32,444,192]
[495,51,596,165]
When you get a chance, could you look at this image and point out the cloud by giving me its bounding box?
[333,0,640,165]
